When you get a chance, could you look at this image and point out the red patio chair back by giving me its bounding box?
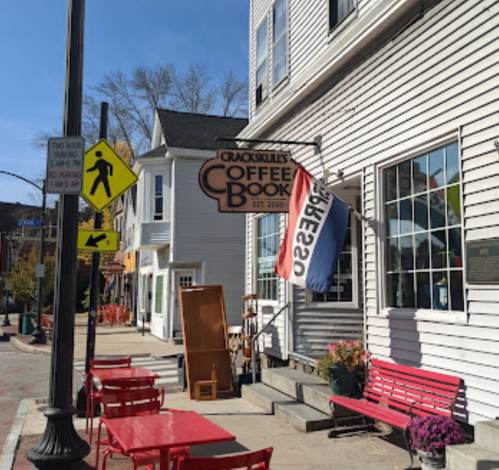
[175,448,273,470]
[100,383,164,418]
[90,357,132,370]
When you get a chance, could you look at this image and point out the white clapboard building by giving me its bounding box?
[240,0,499,425]
[128,109,248,340]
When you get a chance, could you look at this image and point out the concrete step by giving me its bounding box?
[241,382,295,414]
[262,367,350,416]
[446,443,499,470]
[475,420,499,453]
[274,401,336,433]
[241,382,335,432]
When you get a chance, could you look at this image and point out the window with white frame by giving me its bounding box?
[313,215,355,303]
[273,0,287,86]
[256,18,268,106]
[154,275,163,313]
[154,174,163,221]
[329,0,354,30]
[256,214,279,301]
[384,142,464,312]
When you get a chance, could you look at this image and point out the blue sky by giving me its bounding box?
[0,0,249,205]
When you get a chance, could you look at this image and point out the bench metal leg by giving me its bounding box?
[402,428,414,470]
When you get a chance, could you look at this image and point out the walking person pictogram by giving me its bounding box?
[87,150,113,198]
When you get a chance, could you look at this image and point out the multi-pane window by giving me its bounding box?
[273,0,287,86]
[256,214,279,300]
[329,0,354,29]
[313,216,353,303]
[384,142,463,312]
[256,18,268,105]
[154,174,163,221]
[155,275,163,313]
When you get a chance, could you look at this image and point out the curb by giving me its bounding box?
[0,399,29,470]
[9,337,50,357]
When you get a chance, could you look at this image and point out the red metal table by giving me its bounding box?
[100,411,236,470]
[91,367,159,384]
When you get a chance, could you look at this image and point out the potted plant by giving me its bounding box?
[408,415,465,469]
[317,340,369,397]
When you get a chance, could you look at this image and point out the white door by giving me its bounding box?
[172,270,196,338]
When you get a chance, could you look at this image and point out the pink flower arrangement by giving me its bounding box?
[317,340,370,381]
[408,415,465,455]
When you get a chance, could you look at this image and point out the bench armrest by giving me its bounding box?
[408,399,427,420]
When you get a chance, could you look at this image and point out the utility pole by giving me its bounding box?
[29,180,47,345]
[26,1,93,468]
[2,232,12,327]
[75,101,108,417]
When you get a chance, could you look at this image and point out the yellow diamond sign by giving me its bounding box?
[81,139,138,212]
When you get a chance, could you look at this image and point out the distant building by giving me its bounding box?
[124,109,248,340]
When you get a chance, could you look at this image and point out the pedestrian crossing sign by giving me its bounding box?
[81,139,138,212]
[77,229,120,252]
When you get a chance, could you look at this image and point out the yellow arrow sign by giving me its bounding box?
[81,139,138,212]
[77,229,120,252]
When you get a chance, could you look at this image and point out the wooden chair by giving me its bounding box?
[85,357,132,442]
[174,448,273,470]
[194,363,217,401]
[98,383,190,470]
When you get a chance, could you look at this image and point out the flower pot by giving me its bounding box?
[328,365,361,397]
[416,449,446,469]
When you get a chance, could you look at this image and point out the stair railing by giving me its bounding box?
[252,302,290,384]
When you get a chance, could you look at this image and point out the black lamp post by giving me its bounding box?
[26,0,93,468]
[2,231,12,327]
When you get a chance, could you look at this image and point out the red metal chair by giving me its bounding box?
[117,305,128,326]
[98,384,190,470]
[85,357,132,442]
[174,448,273,470]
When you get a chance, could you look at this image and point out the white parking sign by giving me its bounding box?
[46,137,84,194]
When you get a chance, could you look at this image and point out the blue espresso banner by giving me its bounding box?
[17,219,41,227]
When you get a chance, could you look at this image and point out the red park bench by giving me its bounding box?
[329,358,462,469]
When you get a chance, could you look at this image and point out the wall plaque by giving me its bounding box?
[199,149,296,212]
[466,238,499,284]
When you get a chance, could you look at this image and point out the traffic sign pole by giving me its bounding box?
[75,101,107,418]
[26,1,93,469]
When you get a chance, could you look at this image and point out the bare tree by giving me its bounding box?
[32,62,248,159]
[170,64,216,114]
[219,71,248,117]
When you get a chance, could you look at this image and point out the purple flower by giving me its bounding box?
[408,416,465,455]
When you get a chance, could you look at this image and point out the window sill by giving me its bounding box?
[328,9,356,42]
[272,75,289,94]
[308,301,359,309]
[380,307,467,324]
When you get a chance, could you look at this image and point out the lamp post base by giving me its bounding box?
[29,327,47,345]
[26,407,93,470]
[2,318,11,327]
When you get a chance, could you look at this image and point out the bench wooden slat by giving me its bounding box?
[371,359,461,386]
[364,380,455,409]
[369,365,459,395]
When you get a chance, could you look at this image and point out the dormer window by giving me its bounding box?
[154,174,163,221]
[256,18,268,106]
[329,0,354,30]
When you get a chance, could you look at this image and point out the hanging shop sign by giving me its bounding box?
[101,261,126,275]
[466,238,499,284]
[199,149,296,212]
